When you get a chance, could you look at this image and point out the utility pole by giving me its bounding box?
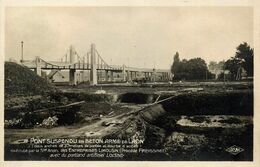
[21,41,24,62]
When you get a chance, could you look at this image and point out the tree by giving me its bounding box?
[173,52,180,63]
[217,61,225,70]
[224,42,253,80]
[235,42,253,76]
[171,52,184,80]
[186,58,208,80]
[171,52,180,75]
[224,57,241,80]
[171,53,209,80]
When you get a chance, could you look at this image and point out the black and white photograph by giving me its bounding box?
[1,0,259,166]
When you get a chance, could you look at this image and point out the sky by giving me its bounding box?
[5,7,253,69]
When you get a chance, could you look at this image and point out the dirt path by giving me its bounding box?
[68,112,133,138]
[5,105,143,145]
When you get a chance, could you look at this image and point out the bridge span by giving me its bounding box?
[21,44,171,85]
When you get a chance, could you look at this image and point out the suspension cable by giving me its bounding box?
[94,49,114,69]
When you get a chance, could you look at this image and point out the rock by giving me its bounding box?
[40,116,58,128]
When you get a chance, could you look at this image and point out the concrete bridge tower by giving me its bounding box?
[69,45,77,85]
[122,65,126,82]
[90,43,97,85]
[70,45,77,64]
[35,56,42,76]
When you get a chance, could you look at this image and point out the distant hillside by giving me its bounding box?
[5,62,58,96]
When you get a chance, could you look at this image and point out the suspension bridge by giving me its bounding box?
[21,43,171,85]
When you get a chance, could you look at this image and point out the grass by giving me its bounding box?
[5,62,58,97]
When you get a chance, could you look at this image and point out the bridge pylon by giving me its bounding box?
[122,65,126,82]
[90,43,97,85]
[69,45,77,63]
[35,56,42,76]
[69,69,77,85]
[69,45,77,85]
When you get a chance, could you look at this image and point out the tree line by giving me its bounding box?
[171,42,253,81]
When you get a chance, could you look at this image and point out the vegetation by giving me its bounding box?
[171,52,213,80]
[171,42,253,81]
[224,42,253,80]
[5,62,58,96]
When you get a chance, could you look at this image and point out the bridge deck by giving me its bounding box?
[22,60,169,73]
